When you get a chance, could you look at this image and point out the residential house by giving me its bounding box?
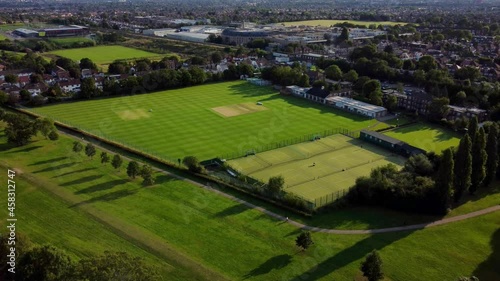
[447,105,487,122]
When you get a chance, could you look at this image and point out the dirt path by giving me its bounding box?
[66,132,500,235]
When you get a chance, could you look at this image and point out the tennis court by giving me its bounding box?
[228,134,406,205]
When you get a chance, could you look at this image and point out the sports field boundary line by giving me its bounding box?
[54,128,500,235]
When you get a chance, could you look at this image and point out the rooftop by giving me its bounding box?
[326,96,387,114]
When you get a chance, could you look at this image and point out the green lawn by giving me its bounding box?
[229,134,405,206]
[30,81,382,161]
[47,45,164,70]
[280,19,410,27]
[0,33,6,40]
[384,122,461,153]
[0,127,498,281]
[48,37,95,47]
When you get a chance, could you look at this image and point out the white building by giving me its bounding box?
[166,32,210,43]
[143,28,176,37]
[286,85,311,96]
[326,96,387,118]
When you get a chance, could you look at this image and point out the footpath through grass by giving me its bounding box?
[0,124,498,280]
[30,81,381,161]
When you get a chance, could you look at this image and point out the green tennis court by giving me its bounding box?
[228,134,406,206]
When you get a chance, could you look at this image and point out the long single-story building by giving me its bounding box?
[326,96,387,118]
[360,130,426,157]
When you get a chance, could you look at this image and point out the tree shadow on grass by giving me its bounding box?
[70,189,138,208]
[214,204,248,218]
[243,254,293,279]
[75,179,129,194]
[473,228,500,280]
[9,145,43,153]
[60,175,103,187]
[29,156,68,166]
[53,167,97,178]
[32,162,78,174]
[0,142,15,152]
[290,230,415,281]
[155,174,177,185]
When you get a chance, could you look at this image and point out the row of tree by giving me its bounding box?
[347,117,498,215]
[72,141,155,186]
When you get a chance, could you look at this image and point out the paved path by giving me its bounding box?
[66,131,500,235]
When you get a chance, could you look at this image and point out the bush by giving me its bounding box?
[48,130,59,140]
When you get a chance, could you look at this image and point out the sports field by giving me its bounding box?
[30,81,387,161]
[47,45,164,70]
[1,123,499,281]
[384,123,461,153]
[228,134,405,204]
[280,19,409,27]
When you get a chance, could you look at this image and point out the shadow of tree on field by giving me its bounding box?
[290,230,415,281]
[473,228,500,280]
[53,167,97,178]
[155,174,177,185]
[60,175,103,187]
[244,254,293,279]
[70,189,138,208]
[75,179,128,194]
[9,145,43,153]
[214,204,248,218]
[29,156,68,166]
[33,162,78,173]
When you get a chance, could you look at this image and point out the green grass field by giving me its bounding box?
[30,81,384,161]
[280,19,410,27]
[0,125,498,281]
[384,123,461,153]
[47,45,163,70]
[228,134,405,205]
[0,34,6,40]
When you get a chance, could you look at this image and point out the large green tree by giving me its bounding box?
[1,112,37,146]
[453,134,472,202]
[467,116,478,140]
[80,77,98,99]
[360,250,384,281]
[267,175,285,195]
[85,143,96,159]
[72,141,83,154]
[484,124,498,187]
[74,251,160,281]
[362,79,382,106]
[126,161,140,179]
[140,164,155,186]
[182,156,203,173]
[470,127,487,194]
[100,152,110,164]
[325,65,343,80]
[111,154,123,170]
[17,245,73,281]
[436,148,454,213]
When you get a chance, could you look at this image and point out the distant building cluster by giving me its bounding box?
[13,25,89,38]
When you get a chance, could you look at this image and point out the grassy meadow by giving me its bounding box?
[47,45,164,71]
[384,122,461,153]
[30,81,384,161]
[0,123,498,281]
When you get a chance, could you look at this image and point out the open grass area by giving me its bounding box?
[384,122,461,153]
[30,81,383,161]
[280,19,410,27]
[0,125,498,281]
[0,34,6,40]
[228,134,405,205]
[47,45,164,71]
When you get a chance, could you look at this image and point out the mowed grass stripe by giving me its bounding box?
[384,122,461,153]
[31,81,379,160]
[48,45,163,64]
[0,129,498,280]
